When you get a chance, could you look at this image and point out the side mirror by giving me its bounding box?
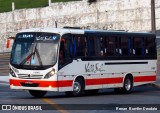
[6,37,15,48]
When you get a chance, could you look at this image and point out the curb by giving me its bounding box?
[151,83,160,89]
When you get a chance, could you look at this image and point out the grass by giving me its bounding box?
[0,0,81,13]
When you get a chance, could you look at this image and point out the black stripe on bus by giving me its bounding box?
[80,56,156,61]
[104,62,148,65]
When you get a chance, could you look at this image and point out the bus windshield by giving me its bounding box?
[10,32,60,69]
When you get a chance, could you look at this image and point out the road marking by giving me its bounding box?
[42,98,69,113]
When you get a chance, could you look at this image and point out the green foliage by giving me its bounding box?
[0,0,80,13]
[88,0,97,5]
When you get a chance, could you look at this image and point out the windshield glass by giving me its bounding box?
[10,32,60,70]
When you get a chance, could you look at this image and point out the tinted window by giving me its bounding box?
[133,37,144,56]
[120,37,131,55]
[73,36,86,57]
[146,37,156,55]
[86,36,96,56]
[59,34,72,65]
[105,36,118,56]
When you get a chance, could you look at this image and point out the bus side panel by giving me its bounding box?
[57,74,74,92]
[85,74,103,90]
[102,73,124,89]
[133,60,156,86]
[133,71,156,86]
[58,59,156,91]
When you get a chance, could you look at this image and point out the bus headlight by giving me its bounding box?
[9,68,16,77]
[44,69,55,79]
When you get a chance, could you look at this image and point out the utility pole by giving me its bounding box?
[151,0,156,34]
[96,9,99,29]
[55,21,57,28]
[48,0,51,6]
[12,2,15,11]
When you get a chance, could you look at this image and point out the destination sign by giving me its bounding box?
[17,33,59,41]
[36,35,58,41]
[17,34,34,39]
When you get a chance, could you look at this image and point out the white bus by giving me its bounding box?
[8,27,157,97]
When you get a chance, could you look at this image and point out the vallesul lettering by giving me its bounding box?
[85,63,105,73]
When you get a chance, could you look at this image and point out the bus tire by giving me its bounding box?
[29,90,47,98]
[65,78,84,96]
[122,76,133,94]
[84,89,99,95]
[114,76,133,94]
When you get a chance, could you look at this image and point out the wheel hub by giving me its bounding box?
[125,79,131,91]
[73,82,81,93]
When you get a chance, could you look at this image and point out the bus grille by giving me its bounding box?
[18,74,43,79]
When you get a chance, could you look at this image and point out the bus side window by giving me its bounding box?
[105,36,116,56]
[146,37,156,55]
[134,37,143,56]
[87,36,96,56]
[59,39,65,65]
[77,36,86,57]
[141,37,145,56]
[72,35,86,57]
[120,37,130,56]
[59,35,73,66]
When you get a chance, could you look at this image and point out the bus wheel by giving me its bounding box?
[114,76,133,94]
[65,78,84,96]
[29,90,47,98]
[123,76,133,94]
[84,89,99,95]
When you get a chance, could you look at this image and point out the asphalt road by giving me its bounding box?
[0,83,160,113]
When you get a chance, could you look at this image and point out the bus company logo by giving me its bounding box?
[85,63,105,73]
[36,35,56,41]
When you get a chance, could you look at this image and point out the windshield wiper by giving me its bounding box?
[19,43,43,67]
[34,45,43,66]
[19,43,36,65]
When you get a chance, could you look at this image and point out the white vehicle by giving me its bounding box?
[8,27,157,97]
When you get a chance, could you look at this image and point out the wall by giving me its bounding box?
[0,0,160,52]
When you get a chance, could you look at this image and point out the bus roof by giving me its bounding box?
[84,30,155,36]
[18,27,155,36]
[19,27,84,35]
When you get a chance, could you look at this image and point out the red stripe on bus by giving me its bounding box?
[86,77,123,85]
[134,75,156,82]
[57,80,73,87]
[10,75,156,88]
[10,79,73,87]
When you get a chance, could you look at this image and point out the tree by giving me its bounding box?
[88,0,97,5]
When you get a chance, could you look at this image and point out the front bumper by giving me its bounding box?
[9,78,73,92]
[10,79,59,91]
